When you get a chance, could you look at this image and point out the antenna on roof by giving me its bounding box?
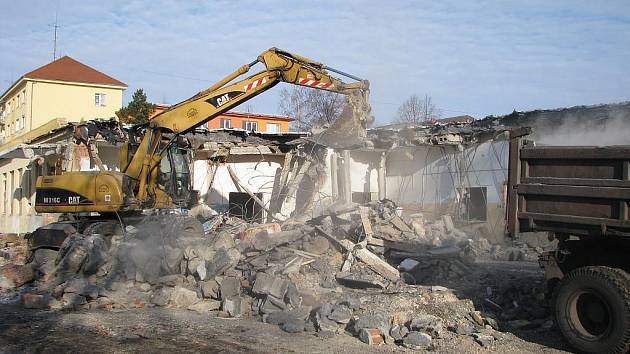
[49,2,61,60]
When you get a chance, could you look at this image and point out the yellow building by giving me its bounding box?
[0,56,127,145]
[0,56,126,234]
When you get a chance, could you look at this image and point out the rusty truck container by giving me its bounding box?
[505,131,630,354]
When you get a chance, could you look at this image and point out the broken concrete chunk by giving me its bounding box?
[199,280,220,299]
[222,296,245,317]
[220,276,241,299]
[409,314,443,338]
[284,282,301,308]
[451,322,474,336]
[252,272,289,299]
[340,297,361,311]
[0,263,35,289]
[204,248,241,278]
[327,304,353,324]
[403,331,432,350]
[335,273,385,290]
[473,333,495,347]
[359,328,384,345]
[31,249,58,276]
[353,247,400,282]
[281,318,305,333]
[352,314,388,335]
[389,324,409,341]
[390,215,413,233]
[442,215,455,233]
[260,295,287,314]
[398,258,419,272]
[302,236,329,255]
[239,223,281,245]
[195,260,207,281]
[62,293,87,307]
[211,231,236,251]
[252,230,305,252]
[470,311,485,326]
[316,315,339,333]
[169,286,199,308]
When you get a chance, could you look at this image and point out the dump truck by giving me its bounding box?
[506,129,630,353]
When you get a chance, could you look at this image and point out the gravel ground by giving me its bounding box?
[0,305,571,354]
[0,260,575,354]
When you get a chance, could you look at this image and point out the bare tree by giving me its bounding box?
[395,94,441,124]
[278,86,345,131]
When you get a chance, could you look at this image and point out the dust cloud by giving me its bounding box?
[530,108,630,146]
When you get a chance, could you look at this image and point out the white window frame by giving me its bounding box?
[245,121,258,131]
[221,119,232,129]
[266,123,280,133]
[95,93,106,107]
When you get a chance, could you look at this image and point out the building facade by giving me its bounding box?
[0,56,127,145]
[0,56,126,234]
[204,111,291,133]
[150,105,292,133]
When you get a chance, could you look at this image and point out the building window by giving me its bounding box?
[266,123,280,133]
[95,93,106,106]
[220,118,232,129]
[21,90,26,105]
[243,121,258,132]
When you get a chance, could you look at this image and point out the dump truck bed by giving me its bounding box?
[506,136,630,238]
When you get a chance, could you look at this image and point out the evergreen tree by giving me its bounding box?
[116,89,155,124]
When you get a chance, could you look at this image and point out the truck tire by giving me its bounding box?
[553,266,630,354]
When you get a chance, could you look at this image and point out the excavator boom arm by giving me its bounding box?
[123,48,370,204]
[150,47,369,134]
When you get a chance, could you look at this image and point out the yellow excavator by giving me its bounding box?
[29,48,370,251]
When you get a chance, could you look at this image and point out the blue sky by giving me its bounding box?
[1,0,629,123]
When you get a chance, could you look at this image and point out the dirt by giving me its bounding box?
[0,260,574,354]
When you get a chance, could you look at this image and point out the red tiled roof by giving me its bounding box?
[24,56,127,87]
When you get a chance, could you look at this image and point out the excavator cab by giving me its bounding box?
[156,145,193,207]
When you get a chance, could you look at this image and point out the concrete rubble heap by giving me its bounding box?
[0,196,552,350]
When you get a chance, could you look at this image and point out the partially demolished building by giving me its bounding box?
[0,117,514,244]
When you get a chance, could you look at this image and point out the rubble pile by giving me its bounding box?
[0,234,27,267]
[0,200,545,349]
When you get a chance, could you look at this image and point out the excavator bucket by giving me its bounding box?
[311,91,373,149]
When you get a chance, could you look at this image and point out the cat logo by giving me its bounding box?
[206,91,243,108]
[216,94,230,107]
[68,196,81,204]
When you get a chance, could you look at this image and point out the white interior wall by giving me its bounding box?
[384,141,508,207]
[349,150,380,197]
[193,156,283,214]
